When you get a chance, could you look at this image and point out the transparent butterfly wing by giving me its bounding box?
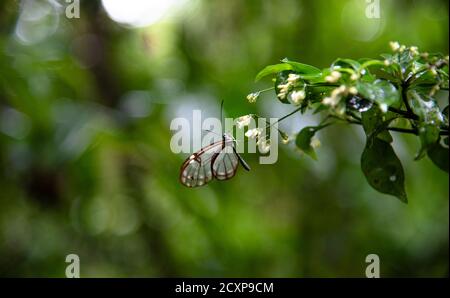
[212,144,239,180]
[179,141,224,187]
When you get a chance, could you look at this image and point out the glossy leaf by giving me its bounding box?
[361,106,393,143]
[295,126,318,160]
[361,138,407,203]
[427,137,449,173]
[281,58,322,75]
[443,105,449,124]
[416,124,441,160]
[356,79,400,107]
[255,63,293,81]
[332,58,361,70]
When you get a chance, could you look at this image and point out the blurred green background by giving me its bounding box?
[0,0,448,277]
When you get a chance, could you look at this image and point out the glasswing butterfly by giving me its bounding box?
[179,101,251,188]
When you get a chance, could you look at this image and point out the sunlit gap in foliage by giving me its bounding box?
[101,0,187,28]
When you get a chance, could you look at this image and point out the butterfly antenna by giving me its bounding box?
[220,99,225,134]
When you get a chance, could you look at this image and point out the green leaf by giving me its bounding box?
[442,105,449,124]
[407,90,444,160]
[427,137,449,173]
[281,58,322,75]
[295,126,319,160]
[361,106,393,143]
[356,79,400,107]
[397,49,415,72]
[255,63,293,82]
[416,124,441,160]
[332,58,361,70]
[360,59,386,69]
[361,138,407,203]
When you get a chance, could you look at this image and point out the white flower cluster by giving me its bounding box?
[289,90,306,105]
[245,128,263,139]
[246,92,260,103]
[236,115,253,129]
[322,85,358,108]
[277,73,301,100]
[389,41,419,56]
[243,128,275,153]
[325,70,341,83]
[350,73,360,81]
[257,139,271,154]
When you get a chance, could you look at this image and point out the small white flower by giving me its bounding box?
[281,135,290,144]
[246,92,259,103]
[257,139,271,154]
[410,46,419,56]
[310,137,321,149]
[278,91,287,100]
[384,59,391,66]
[277,83,291,99]
[430,67,438,76]
[325,71,341,83]
[350,73,360,81]
[389,41,400,52]
[245,128,263,139]
[290,90,306,105]
[379,103,388,113]
[277,83,289,90]
[348,86,358,95]
[287,73,301,84]
[399,45,406,52]
[331,85,347,98]
[322,96,340,107]
[236,115,252,128]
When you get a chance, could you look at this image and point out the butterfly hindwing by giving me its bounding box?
[212,144,239,180]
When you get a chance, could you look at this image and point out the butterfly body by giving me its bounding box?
[180,133,250,188]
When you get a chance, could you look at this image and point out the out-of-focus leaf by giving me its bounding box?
[281,58,322,75]
[356,79,400,107]
[427,137,449,173]
[361,138,407,203]
[361,106,393,143]
[295,126,319,160]
[255,63,293,81]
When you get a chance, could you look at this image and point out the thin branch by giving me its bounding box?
[388,106,419,120]
[276,106,303,124]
